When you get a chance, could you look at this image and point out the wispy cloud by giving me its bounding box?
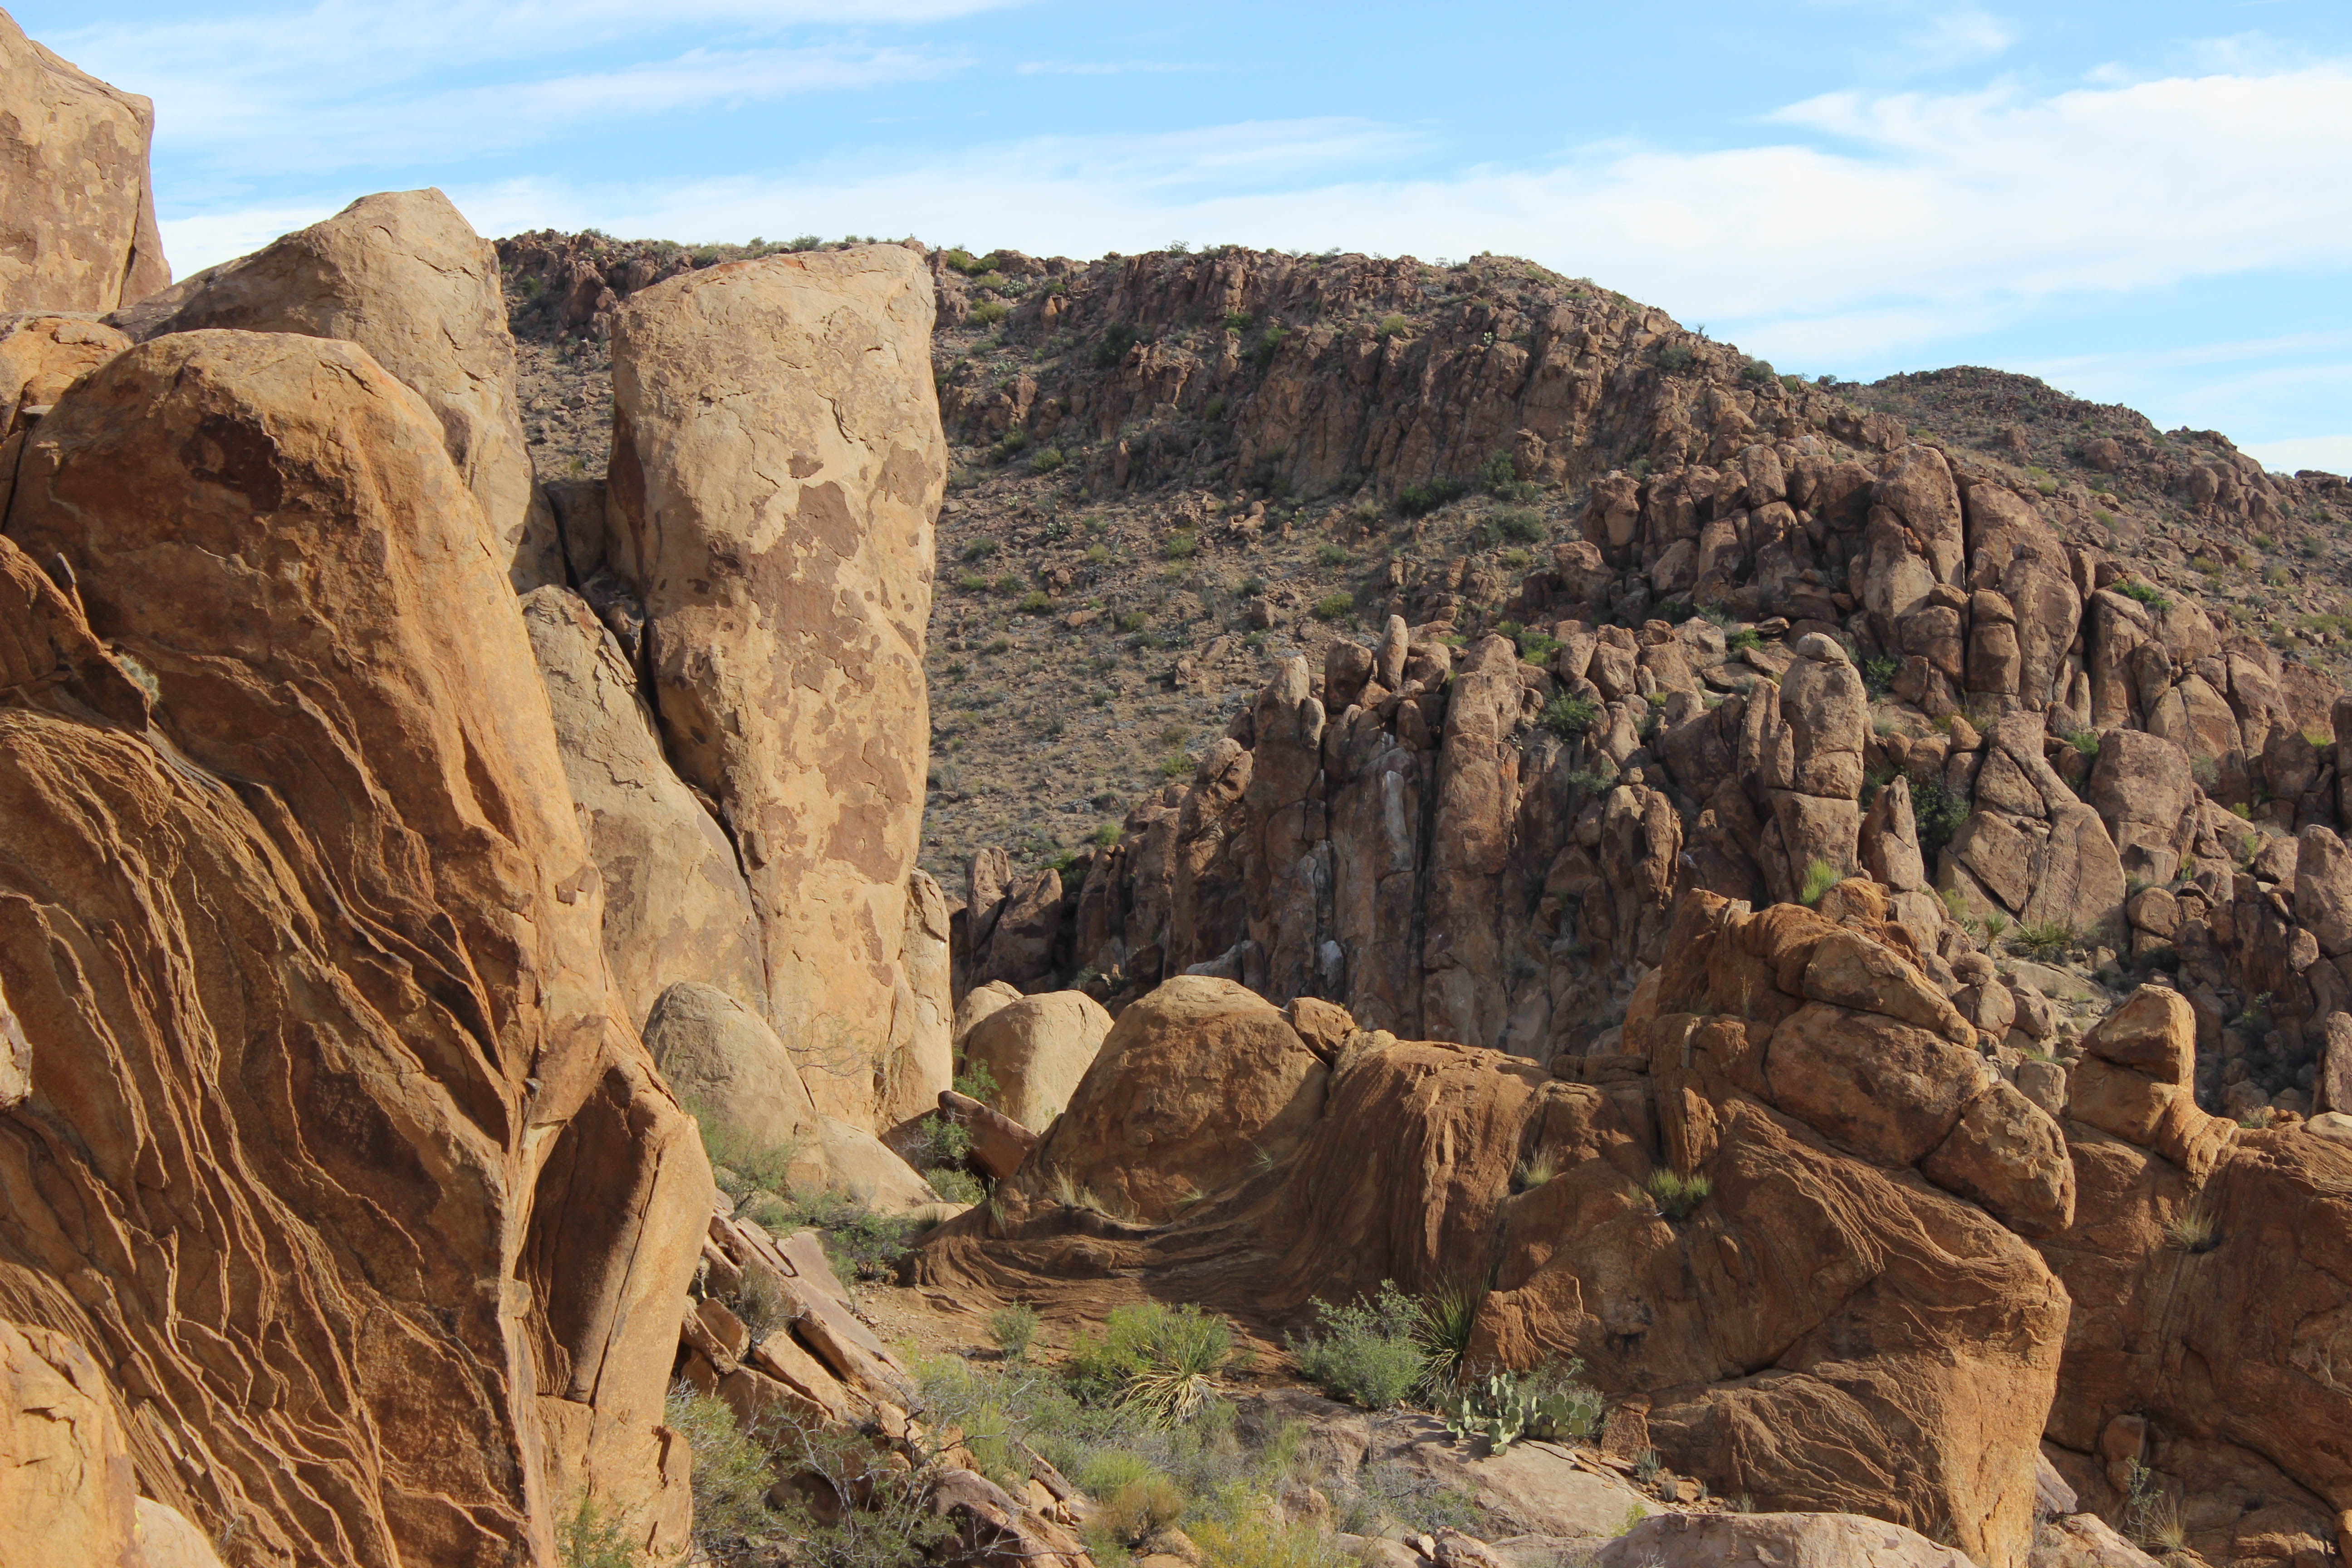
[1013,59,1226,76]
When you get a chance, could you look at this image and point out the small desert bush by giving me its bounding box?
[970,300,1009,326]
[1030,446,1067,474]
[666,1383,776,1551]
[1286,1281,1427,1410]
[1398,477,1469,516]
[754,1189,921,1281]
[1540,694,1598,737]
[1163,530,1199,560]
[1492,508,1545,544]
[554,1494,640,1568]
[989,1303,1042,1361]
[1644,1168,1711,1220]
[1315,543,1351,567]
[1188,1513,1356,1568]
[1311,594,1354,622]
[2117,580,2170,610]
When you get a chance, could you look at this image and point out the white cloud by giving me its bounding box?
[1013,59,1225,76]
[2243,436,2352,477]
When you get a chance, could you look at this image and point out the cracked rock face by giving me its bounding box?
[608,246,951,1129]
[0,329,710,1564]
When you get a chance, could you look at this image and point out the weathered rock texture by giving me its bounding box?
[960,990,1113,1132]
[916,902,2069,1568]
[0,11,168,312]
[0,330,710,1564]
[106,189,555,587]
[522,585,766,1026]
[608,247,949,1129]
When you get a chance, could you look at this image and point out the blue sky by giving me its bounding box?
[27,1,2352,472]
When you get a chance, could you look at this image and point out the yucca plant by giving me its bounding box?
[1414,1283,1485,1396]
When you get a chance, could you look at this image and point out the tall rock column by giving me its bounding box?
[0,13,170,312]
[609,247,950,1129]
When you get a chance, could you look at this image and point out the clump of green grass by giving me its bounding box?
[1644,1168,1711,1220]
[2011,920,2077,961]
[1063,1302,1238,1426]
[1513,1153,1556,1191]
[2164,1200,2220,1254]
[1798,859,1842,907]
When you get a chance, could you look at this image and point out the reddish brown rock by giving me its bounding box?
[0,331,710,1561]
[0,14,169,312]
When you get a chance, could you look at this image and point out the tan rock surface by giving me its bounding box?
[608,247,947,1129]
[0,313,128,432]
[0,330,710,1561]
[522,584,766,1025]
[1593,1511,1971,1568]
[962,990,1115,1132]
[108,189,555,585]
[0,1318,137,1568]
[0,14,168,313]
[645,980,820,1152]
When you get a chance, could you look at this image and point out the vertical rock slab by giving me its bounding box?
[520,583,766,1028]
[0,1319,137,1568]
[105,189,555,587]
[1,331,710,1563]
[608,247,948,1129]
[0,14,169,312]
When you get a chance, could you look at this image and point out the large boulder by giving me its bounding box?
[0,331,710,1561]
[2087,729,2201,886]
[961,990,1115,1132]
[0,14,169,312]
[0,313,128,433]
[105,189,555,585]
[1014,975,1328,1222]
[608,247,949,1129]
[0,1318,136,1568]
[644,981,820,1152]
[521,586,765,1026]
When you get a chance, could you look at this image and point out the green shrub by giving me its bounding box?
[954,570,988,593]
[1312,594,1354,622]
[1030,446,1067,474]
[1202,393,1228,421]
[1862,655,1899,696]
[1093,323,1142,367]
[1286,1282,1427,1410]
[751,1189,919,1280]
[1725,627,1762,654]
[1644,1168,1711,1219]
[688,1099,799,1199]
[1158,753,1193,779]
[955,1055,1000,1104]
[1223,309,1254,332]
[1397,477,1470,516]
[971,300,1009,326]
[1091,822,1122,847]
[2117,580,2170,609]
[1315,543,1351,567]
[990,1303,1042,1362]
[1189,1513,1356,1568]
[1540,694,1598,737]
[1250,326,1288,369]
[1516,631,1562,667]
[1019,590,1054,614]
[666,1384,776,1549]
[1492,508,1545,543]
[1375,314,1411,338]
[2062,726,2102,757]
[1117,610,1150,634]
[1063,1303,1236,1425]
[1163,530,1199,560]
[1798,859,1842,907]
[1909,773,1973,857]
[1740,358,1774,383]
[1656,343,1695,372]
[555,1494,641,1568]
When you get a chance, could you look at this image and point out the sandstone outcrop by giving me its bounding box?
[523,585,766,1025]
[917,905,2069,1568]
[960,990,1114,1132]
[0,330,710,1561]
[1592,1511,1970,1568]
[107,189,556,586]
[608,247,950,1129]
[0,12,168,312]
